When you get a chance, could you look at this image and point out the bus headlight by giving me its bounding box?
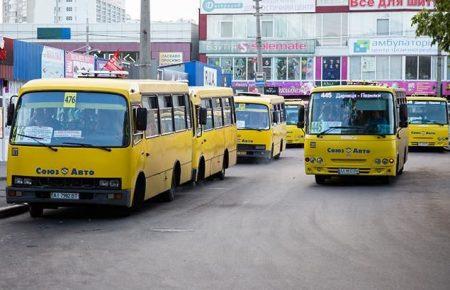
[99,180,110,187]
[375,158,381,165]
[99,179,121,188]
[13,177,32,186]
[23,178,32,185]
[316,157,323,164]
[310,157,316,163]
[109,180,120,188]
[254,145,266,150]
[14,177,24,185]
[382,158,389,165]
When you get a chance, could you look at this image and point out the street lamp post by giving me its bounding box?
[254,0,264,93]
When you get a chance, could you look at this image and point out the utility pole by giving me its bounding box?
[85,18,90,55]
[437,46,442,97]
[254,0,263,93]
[139,0,152,79]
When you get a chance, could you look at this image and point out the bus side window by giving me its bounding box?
[201,99,214,130]
[174,95,187,131]
[185,94,192,129]
[212,98,223,128]
[222,97,232,126]
[144,96,160,137]
[159,95,174,134]
[281,103,286,123]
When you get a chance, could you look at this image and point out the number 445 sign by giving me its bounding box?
[64,92,77,108]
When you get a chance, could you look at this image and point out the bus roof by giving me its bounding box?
[235,94,285,106]
[311,85,402,94]
[189,86,234,98]
[19,79,189,102]
[407,96,448,102]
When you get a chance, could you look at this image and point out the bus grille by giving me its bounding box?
[19,177,108,189]
[331,159,367,164]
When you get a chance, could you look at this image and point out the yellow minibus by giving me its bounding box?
[285,99,306,146]
[407,96,449,148]
[304,85,409,184]
[190,87,237,182]
[235,93,287,160]
[6,78,236,217]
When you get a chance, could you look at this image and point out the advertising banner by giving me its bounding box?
[377,80,437,95]
[349,37,437,55]
[200,40,315,54]
[204,66,218,86]
[233,81,315,96]
[349,0,434,10]
[65,52,95,78]
[200,0,315,14]
[322,57,341,81]
[41,46,65,78]
[159,52,184,66]
[442,82,450,96]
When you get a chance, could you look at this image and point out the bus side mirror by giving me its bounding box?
[297,106,305,128]
[6,102,15,127]
[199,108,208,125]
[399,104,408,128]
[135,108,147,131]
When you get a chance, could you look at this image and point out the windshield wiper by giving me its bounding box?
[17,134,58,152]
[317,126,360,138]
[63,142,112,152]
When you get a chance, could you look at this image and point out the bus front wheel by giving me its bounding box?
[29,205,44,218]
[315,175,327,185]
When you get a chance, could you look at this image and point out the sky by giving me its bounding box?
[125,0,199,22]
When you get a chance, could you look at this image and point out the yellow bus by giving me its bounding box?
[407,96,449,148]
[304,85,409,184]
[5,78,236,217]
[190,87,237,182]
[235,93,287,160]
[285,99,306,146]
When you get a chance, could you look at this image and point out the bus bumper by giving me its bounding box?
[305,166,397,176]
[6,187,131,207]
[237,149,271,159]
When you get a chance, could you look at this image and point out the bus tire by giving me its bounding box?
[397,156,404,176]
[131,174,146,211]
[315,175,327,185]
[163,167,179,202]
[196,158,206,184]
[274,141,283,160]
[29,204,44,218]
[216,155,227,180]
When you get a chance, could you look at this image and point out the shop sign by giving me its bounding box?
[159,52,184,66]
[378,80,437,95]
[42,46,65,78]
[200,0,315,14]
[200,40,315,54]
[349,0,434,10]
[233,81,315,96]
[442,82,450,96]
[349,37,437,55]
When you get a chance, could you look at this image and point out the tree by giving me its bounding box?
[411,0,450,52]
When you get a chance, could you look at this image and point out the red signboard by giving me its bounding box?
[0,37,14,66]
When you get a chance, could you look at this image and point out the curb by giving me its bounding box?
[0,204,28,219]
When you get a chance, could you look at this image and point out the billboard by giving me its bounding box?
[42,46,65,78]
[200,40,315,54]
[349,37,437,55]
[65,52,95,78]
[200,0,315,14]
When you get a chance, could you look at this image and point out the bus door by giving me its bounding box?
[198,98,215,177]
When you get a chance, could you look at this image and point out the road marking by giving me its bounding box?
[150,228,194,233]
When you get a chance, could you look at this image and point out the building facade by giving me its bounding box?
[2,0,126,24]
[199,0,449,98]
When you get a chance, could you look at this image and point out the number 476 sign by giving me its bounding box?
[64,92,77,108]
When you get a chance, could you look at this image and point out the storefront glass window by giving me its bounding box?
[377,19,389,36]
[322,57,341,80]
[418,56,431,80]
[247,57,256,81]
[390,56,402,80]
[302,57,314,80]
[350,56,361,80]
[208,58,220,67]
[221,57,233,74]
[275,57,287,80]
[234,57,246,80]
[263,58,272,80]
[405,56,418,80]
[362,56,376,80]
[376,56,389,79]
[221,21,233,38]
[447,57,450,80]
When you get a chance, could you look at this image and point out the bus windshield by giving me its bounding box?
[309,91,395,135]
[286,105,301,125]
[236,103,270,130]
[11,91,129,147]
[407,101,448,125]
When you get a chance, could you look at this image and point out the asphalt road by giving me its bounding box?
[0,148,449,290]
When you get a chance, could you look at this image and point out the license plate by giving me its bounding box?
[418,142,429,146]
[51,192,80,200]
[338,168,359,175]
